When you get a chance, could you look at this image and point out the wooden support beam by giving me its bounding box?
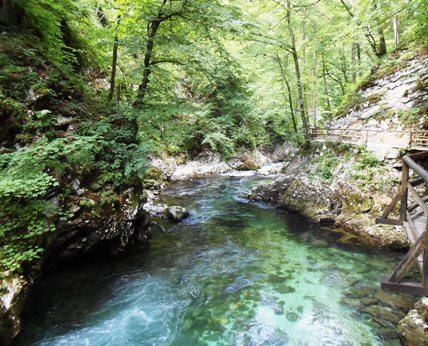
[423,221,428,288]
[406,213,419,243]
[410,177,425,187]
[403,155,428,183]
[381,279,428,296]
[375,217,402,226]
[389,232,424,283]
[380,188,403,219]
[407,183,428,216]
[408,196,428,213]
[400,162,409,221]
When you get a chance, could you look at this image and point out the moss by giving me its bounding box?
[335,92,364,118]
[366,92,384,105]
[236,155,259,171]
[412,78,428,93]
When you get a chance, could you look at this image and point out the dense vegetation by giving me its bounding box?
[0,0,426,274]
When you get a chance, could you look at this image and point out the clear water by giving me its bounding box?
[18,175,415,346]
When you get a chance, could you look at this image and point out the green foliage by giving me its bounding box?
[0,0,426,277]
[315,152,338,181]
[356,150,381,169]
[0,136,100,272]
[202,132,236,159]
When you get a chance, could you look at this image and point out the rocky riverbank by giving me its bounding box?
[0,187,153,345]
[248,143,409,249]
[142,147,288,219]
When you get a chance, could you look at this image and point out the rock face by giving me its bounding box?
[248,147,409,249]
[250,174,342,223]
[44,201,152,267]
[328,54,428,160]
[150,146,293,182]
[399,297,428,345]
[0,274,29,345]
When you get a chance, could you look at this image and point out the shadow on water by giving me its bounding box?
[17,175,415,346]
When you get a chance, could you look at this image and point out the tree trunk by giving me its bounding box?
[339,0,379,58]
[134,0,170,107]
[321,51,332,114]
[277,55,298,133]
[312,29,318,128]
[116,83,121,103]
[2,0,8,15]
[357,43,362,78]
[108,15,121,102]
[351,43,357,83]
[393,16,400,48]
[286,80,298,133]
[378,28,387,57]
[287,0,309,139]
[134,19,161,107]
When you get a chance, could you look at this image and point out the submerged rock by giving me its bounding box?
[398,297,428,345]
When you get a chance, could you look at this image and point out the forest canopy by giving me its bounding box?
[0,0,427,272]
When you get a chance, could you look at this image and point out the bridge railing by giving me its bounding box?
[310,128,428,150]
[377,151,428,295]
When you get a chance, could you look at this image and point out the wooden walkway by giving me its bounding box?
[377,151,428,295]
[310,128,428,151]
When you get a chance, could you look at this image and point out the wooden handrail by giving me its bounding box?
[378,149,428,295]
[310,128,428,150]
[403,155,428,183]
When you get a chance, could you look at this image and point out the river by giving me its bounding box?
[17,174,414,345]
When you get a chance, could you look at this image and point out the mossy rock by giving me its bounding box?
[144,167,166,183]
[236,156,259,171]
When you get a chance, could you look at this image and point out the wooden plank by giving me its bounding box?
[409,151,428,160]
[400,162,409,221]
[380,188,403,219]
[407,183,428,216]
[381,279,428,296]
[389,231,424,283]
[424,220,428,288]
[403,155,428,183]
[406,213,419,243]
[375,217,402,226]
[407,196,428,213]
[405,216,424,271]
[410,177,425,187]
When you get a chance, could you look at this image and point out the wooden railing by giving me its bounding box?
[310,128,428,150]
[377,151,428,295]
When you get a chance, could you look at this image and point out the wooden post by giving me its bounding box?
[400,162,409,222]
[424,233,428,289]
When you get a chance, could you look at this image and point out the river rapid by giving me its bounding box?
[17,174,414,345]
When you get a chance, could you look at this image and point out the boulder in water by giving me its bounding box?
[166,206,189,222]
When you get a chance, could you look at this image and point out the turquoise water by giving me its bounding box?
[18,175,414,345]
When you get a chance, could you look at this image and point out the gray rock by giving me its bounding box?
[398,297,428,345]
[0,274,29,345]
[166,206,189,222]
[57,115,73,126]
